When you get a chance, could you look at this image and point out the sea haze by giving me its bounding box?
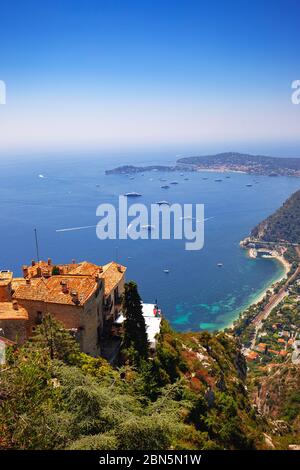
[1,153,300,332]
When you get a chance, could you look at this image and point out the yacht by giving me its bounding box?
[124,192,142,197]
[156,200,170,205]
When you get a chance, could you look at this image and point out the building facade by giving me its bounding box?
[0,259,126,357]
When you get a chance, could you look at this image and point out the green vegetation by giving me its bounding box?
[251,189,300,243]
[177,152,300,176]
[122,281,149,364]
[107,152,300,177]
[0,315,264,450]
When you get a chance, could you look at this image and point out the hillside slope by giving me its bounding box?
[0,319,264,450]
[251,189,300,243]
[177,152,300,176]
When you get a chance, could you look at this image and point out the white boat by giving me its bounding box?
[142,225,155,231]
[217,263,223,267]
[163,269,170,273]
[156,200,170,205]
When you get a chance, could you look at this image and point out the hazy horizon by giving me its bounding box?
[0,0,299,155]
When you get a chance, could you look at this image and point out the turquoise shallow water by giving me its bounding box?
[0,153,299,332]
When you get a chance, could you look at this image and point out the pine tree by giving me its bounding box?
[122,281,149,362]
[30,314,80,363]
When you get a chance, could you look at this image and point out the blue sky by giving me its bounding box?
[0,0,300,154]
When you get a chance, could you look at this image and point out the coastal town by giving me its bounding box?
[235,237,300,366]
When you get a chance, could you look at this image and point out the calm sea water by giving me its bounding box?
[1,152,300,332]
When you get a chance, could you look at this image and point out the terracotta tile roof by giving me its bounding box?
[102,262,126,296]
[13,276,97,306]
[268,349,280,355]
[246,351,258,360]
[0,302,28,321]
[279,350,288,356]
[25,261,53,278]
[68,261,102,277]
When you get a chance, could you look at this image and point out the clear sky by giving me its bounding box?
[0,0,300,154]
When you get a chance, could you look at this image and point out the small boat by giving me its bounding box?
[124,192,142,197]
[246,184,253,187]
[180,173,184,176]
[129,176,135,180]
[156,200,170,206]
[142,225,155,231]
[38,174,45,178]
[202,177,208,180]
[161,185,170,189]
[159,178,167,182]
[170,181,179,185]
[226,176,231,179]
[184,177,189,181]
[163,269,170,274]
[215,179,222,182]
[217,263,223,267]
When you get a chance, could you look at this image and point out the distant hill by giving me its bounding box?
[251,189,300,243]
[106,152,300,177]
[177,152,300,176]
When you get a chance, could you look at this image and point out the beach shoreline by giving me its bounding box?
[224,249,291,330]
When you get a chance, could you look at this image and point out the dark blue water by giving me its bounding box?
[1,153,300,331]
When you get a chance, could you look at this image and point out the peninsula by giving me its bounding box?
[106,152,300,177]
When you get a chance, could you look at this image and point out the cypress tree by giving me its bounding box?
[122,281,149,362]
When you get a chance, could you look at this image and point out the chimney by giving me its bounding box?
[71,290,79,304]
[22,266,28,278]
[26,278,31,285]
[31,260,36,267]
[36,266,42,277]
[117,265,123,273]
[47,258,52,266]
[60,281,68,294]
[99,266,103,273]
[12,300,19,310]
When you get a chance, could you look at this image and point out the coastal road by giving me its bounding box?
[251,289,288,348]
[250,248,300,349]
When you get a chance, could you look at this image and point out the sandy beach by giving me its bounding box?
[226,250,291,329]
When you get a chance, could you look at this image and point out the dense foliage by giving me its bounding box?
[122,281,149,364]
[251,189,300,243]
[0,316,263,450]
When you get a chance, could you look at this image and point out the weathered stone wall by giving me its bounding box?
[15,279,105,357]
[0,284,11,302]
[0,318,28,344]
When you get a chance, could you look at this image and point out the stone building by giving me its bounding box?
[0,259,126,357]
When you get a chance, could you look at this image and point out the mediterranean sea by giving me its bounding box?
[1,152,300,332]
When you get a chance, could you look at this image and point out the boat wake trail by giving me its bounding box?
[56,225,97,232]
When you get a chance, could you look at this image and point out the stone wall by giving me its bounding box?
[0,318,28,344]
